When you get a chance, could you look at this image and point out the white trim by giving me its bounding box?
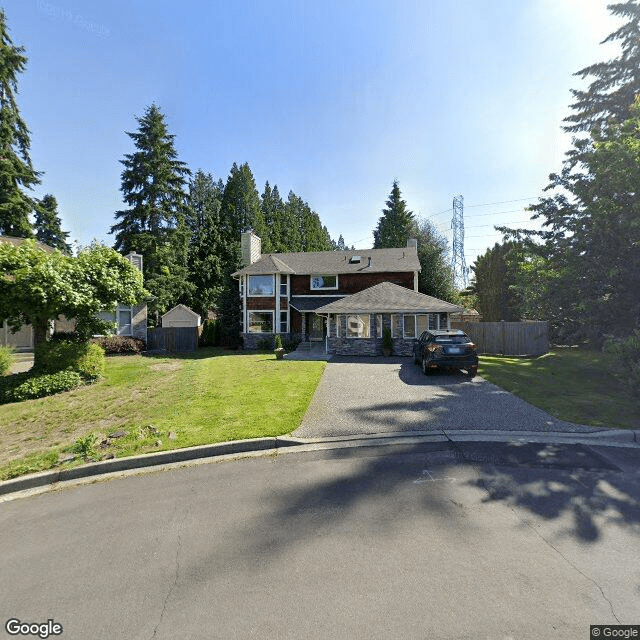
[376,314,383,339]
[247,274,275,297]
[346,314,371,339]
[414,271,418,292]
[247,310,275,334]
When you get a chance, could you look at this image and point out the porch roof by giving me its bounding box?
[314,282,462,315]
[289,295,345,312]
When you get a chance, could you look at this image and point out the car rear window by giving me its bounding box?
[434,335,469,344]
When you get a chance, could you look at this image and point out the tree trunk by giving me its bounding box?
[32,319,49,368]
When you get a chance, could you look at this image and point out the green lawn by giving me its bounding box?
[0,348,326,481]
[478,347,639,430]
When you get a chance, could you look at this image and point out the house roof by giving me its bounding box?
[0,235,57,253]
[289,296,345,312]
[232,246,420,277]
[314,282,463,315]
[161,304,201,321]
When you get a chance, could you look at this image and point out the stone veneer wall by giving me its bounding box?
[242,332,296,350]
[327,314,415,357]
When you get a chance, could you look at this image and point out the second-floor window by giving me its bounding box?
[248,275,275,296]
[310,274,338,290]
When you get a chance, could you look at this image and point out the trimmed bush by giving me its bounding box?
[199,319,221,347]
[0,370,83,404]
[0,346,13,376]
[90,335,145,355]
[605,330,640,394]
[34,339,105,380]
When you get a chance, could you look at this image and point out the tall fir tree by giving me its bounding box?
[260,181,283,253]
[217,162,264,346]
[0,10,40,238]
[414,218,459,303]
[34,194,71,254]
[373,180,416,248]
[185,170,224,317]
[564,1,640,134]
[110,103,193,319]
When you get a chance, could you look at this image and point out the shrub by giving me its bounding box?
[0,346,13,376]
[284,336,301,352]
[73,433,98,459]
[274,334,283,350]
[35,340,105,380]
[50,331,83,343]
[90,335,145,355]
[199,319,221,347]
[605,330,640,394]
[0,370,83,404]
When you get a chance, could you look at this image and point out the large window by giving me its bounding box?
[310,274,338,290]
[279,275,288,297]
[280,310,288,333]
[248,311,274,333]
[248,275,275,296]
[417,314,428,335]
[403,315,416,338]
[346,314,370,338]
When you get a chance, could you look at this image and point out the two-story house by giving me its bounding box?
[232,231,461,356]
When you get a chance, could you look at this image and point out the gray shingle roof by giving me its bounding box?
[314,282,463,314]
[232,246,420,277]
[290,296,345,312]
[0,235,56,253]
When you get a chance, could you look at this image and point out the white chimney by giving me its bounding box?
[241,231,262,266]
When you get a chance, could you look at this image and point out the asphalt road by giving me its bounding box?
[1,439,639,640]
[294,356,601,438]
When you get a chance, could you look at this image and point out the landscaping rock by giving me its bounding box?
[168,431,177,440]
[102,453,115,460]
[58,453,76,464]
[110,430,127,439]
[155,440,162,447]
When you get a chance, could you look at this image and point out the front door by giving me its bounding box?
[310,315,325,341]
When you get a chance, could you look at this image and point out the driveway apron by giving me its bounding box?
[293,356,602,438]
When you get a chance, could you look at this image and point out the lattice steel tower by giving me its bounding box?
[451,195,468,288]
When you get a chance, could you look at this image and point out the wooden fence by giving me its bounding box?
[452,321,549,356]
[147,327,200,353]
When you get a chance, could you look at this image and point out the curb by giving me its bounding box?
[1,429,639,498]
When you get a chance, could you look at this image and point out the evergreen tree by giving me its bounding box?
[0,10,40,238]
[219,162,266,243]
[110,104,193,319]
[414,219,460,304]
[564,1,640,134]
[217,162,264,345]
[469,242,521,322]
[185,170,224,317]
[373,180,416,248]
[34,194,71,254]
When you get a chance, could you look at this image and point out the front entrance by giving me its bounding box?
[310,315,325,341]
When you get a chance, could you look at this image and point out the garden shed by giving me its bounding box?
[161,304,201,328]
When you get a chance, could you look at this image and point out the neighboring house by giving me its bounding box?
[161,304,201,328]
[0,235,147,346]
[232,231,462,356]
[96,252,147,340]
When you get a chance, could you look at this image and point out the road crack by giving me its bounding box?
[150,503,190,639]
[513,509,621,624]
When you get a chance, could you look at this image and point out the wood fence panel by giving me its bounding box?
[457,321,548,356]
[147,327,198,352]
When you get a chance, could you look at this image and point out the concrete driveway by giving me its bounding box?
[293,356,602,438]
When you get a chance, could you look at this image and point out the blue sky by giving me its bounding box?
[5,0,620,274]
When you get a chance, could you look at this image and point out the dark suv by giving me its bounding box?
[413,330,479,378]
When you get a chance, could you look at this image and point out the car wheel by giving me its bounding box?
[467,366,478,379]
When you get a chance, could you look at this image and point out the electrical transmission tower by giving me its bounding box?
[451,195,468,289]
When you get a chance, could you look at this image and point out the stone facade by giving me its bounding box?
[326,314,416,357]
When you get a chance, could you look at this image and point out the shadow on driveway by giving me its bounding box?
[293,356,600,438]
